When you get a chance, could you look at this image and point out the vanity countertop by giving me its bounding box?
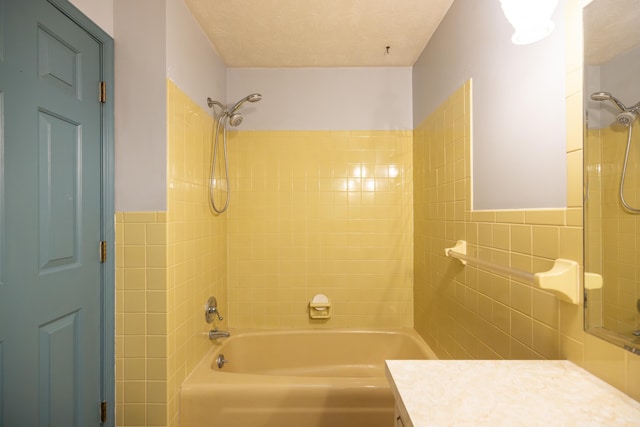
[385,360,640,426]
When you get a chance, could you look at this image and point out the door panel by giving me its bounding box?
[38,109,81,272]
[0,69,5,427]
[0,91,4,287]
[0,341,3,424]
[38,25,81,99]
[39,311,80,427]
[0,0,104,425]
[0,0,4,62]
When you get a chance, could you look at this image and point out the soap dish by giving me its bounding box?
[309,293,331,319]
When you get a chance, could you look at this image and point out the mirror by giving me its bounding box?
[584,0,640,352]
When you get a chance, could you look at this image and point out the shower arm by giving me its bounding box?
[207,97,228,113]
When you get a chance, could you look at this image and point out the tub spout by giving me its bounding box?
[208,329,230,340]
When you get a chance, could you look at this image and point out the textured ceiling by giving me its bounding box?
[584,0,640,65]
[183,0,454,67]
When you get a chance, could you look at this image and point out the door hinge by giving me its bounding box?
[99,81,107,103]
[100,240,107,263]
[100,400,107,423]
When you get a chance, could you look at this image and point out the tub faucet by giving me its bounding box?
[208,329,230,340]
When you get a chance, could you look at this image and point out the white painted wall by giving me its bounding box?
[166,0,227,112]
[413,0,567,210]
[114,0,227,212]
[69,0,114,36]
[227,67,413,131]
[114,0,167,211]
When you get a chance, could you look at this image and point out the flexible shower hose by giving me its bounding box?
[619,122,640,213]
[209,112,231,214]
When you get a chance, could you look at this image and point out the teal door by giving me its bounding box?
[0,0,112,425]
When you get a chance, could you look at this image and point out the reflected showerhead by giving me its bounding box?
[616,111,636,126]
[590,91,611,101]
[590,91,628,112]
[229,93,262,114]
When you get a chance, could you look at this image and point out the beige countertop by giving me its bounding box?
[385,360,640,426]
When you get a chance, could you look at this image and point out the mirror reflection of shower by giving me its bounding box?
[583,0,640,352]
[206,94,262,214]
[590,91,640,213]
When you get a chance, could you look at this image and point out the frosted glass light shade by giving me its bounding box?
[500,0,560,45]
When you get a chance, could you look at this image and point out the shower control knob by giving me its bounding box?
[205,296,224,323]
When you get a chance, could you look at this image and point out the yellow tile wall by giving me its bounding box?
[413,0,640,400]
[166,79,228,427]
[227,130,414,328]
[116,212,169,427]
[115,80,228,427]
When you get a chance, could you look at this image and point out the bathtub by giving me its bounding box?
[179,328,436,427]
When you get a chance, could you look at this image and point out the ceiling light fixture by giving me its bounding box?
[500,0,559,45]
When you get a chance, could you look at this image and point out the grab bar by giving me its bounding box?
[445,240,580,305]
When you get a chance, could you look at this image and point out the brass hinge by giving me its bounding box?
[99,81,107,103]
[100,240,107,263]
[100,400,107,423]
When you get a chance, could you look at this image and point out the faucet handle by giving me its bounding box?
[205,296,224,323]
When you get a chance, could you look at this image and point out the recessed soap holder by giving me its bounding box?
[309,293,331,319]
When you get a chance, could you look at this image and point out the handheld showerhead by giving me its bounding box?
[590,91,611,101]
[229,93,262,114]
[226,94,261,126]
[590,91,628,112]
[616,111,637,126]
